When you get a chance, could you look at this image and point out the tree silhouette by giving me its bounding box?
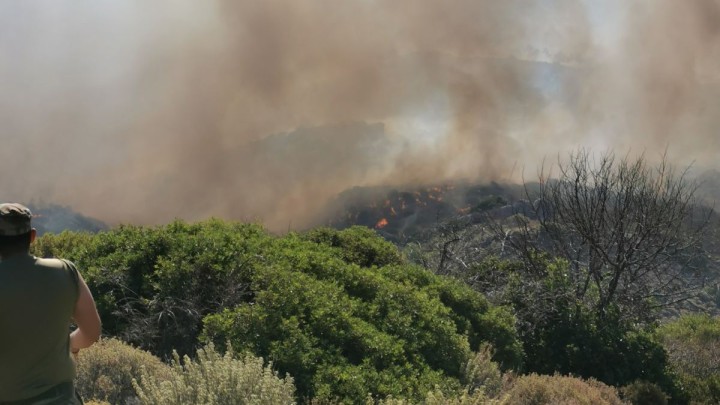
[499,149,713,323]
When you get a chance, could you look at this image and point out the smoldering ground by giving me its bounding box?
[1,0,718,231]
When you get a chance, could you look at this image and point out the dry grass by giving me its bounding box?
[500,374,627,405]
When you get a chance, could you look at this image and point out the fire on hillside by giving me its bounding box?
[325,181,534,242]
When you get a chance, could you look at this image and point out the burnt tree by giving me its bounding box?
[500,150,713,323]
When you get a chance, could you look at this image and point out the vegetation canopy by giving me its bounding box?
[34,222,521,404]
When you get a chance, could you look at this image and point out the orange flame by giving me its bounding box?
[375,218,389,229]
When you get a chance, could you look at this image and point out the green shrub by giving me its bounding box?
[203,234,521,404]
[462,344,503,398]
[659,314,720,378]
[501,374,626,405]
[202,264,469,403]
[659,314,720,404]
[37,220,520,404]
[302,226,403,268]
[36,220,270,357]
[422,275,522,370]
[31,230,94,259]
[133,343,295,405]
[75,338,170,404]
[471,256,677,396]
[620,381,668,405]
[674,374,720,405]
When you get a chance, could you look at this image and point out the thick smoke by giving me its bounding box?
[1,0,718,231]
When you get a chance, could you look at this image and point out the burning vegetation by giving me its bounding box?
[327,181,530,242]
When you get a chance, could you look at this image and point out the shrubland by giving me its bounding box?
[34,151,720,404]
[45,215,720,404]
[34,222,521,404]
[76,337,630,405]
[468,256,678,396]
[404,151,720,404]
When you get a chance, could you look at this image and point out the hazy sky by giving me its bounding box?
[1,1,718,230]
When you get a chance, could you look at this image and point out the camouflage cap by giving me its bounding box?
[0,203,33,236]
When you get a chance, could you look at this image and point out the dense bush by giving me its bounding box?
[32,230,94,259]
[303,226,403,268]
[202,233,522,403]
[75,338,170,404]
[620,381,668,405]
[469,256,679,398]
[34,220,270,357]
[133,343,296,405]
[206,229,520,403]
[35,221,520,404]
[658,314,720,404]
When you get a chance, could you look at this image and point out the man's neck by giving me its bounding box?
[0,250,30,260]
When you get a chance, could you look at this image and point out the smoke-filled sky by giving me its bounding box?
[1,0,719,231]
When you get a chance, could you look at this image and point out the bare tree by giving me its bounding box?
[405,215,500,281]
[497,149,713,323]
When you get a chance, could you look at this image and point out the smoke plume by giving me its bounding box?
[1,0,718,231]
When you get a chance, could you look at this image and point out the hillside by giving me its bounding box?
[325,175,720,319]
[26,202,107,235]
[325,181,533,243]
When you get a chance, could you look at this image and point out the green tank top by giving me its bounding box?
[0,254,80,401]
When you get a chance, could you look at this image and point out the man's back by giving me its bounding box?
[0,255,78,401]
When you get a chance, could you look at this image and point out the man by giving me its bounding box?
[0,203,101,404]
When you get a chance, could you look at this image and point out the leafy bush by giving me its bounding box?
[203,232,521,403]
[32,230,94,259]
[202,263,468,403]
[659,314,720,404]
[302,226,403,268]
[75,338,170,404]
[620,381,668,405]
[501,374,626,405]
[37,220,520,404]
[133,343,295,405]
[471,256,677,397]
[659,314,720,377]
[35,220,270,357]
[462,344,503,398]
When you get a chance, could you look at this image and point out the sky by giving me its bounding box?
[1,1,718,231]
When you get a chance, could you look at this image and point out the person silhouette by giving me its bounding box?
[0,203,101,404]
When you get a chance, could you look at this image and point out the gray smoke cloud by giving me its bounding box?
[1,0,718,231]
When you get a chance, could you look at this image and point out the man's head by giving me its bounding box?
[0,203,36,257]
